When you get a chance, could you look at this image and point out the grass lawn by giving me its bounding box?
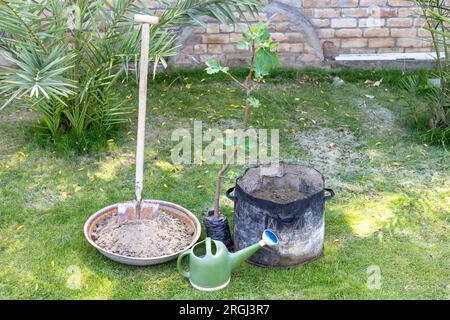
[0,70,448,299]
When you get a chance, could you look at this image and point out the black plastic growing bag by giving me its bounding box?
[204,210,233,251]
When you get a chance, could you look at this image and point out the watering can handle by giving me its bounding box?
[226,187,237,202]
[177,251,190,278]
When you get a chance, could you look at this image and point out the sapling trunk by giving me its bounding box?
[213,94,252,217]
[212,44,256,218]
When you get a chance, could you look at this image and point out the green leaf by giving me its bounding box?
[253,48,281,78]
[248,96,261,108]
[205,59,229,75]
[236,40,249,50]
[253,21,270,44]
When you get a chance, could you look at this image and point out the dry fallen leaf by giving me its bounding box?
[364,79,383,87]
[373,79,383,87]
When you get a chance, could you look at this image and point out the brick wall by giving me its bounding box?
[305,0,433,54]
[144,0,440,69]
[0,1,438,69]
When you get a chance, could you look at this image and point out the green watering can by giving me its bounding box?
[177,229,279,291]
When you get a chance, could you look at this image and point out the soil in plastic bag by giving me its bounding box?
[204,211,233,251]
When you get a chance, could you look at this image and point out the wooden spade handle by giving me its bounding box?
[134,14,158,204]
[134,14,159,25]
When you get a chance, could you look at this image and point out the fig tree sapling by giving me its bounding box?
[205,21,281,218]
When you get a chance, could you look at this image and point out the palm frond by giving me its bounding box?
[0,46,76,110]
[0,0,262,141]
[0,0,48,52]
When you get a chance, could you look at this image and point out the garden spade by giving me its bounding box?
[118,14,160,221]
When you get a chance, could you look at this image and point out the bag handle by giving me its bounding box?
[226,187,237,202]
[266,189,335,225]
[265,212,297,225]
[324,188,335,202]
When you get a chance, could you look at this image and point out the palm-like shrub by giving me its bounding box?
[414,0,449,143]
[0,0,260,147]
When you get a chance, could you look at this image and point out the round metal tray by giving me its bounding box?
[84,199,201,266]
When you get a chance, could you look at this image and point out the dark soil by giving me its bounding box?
[92,213,194,258]
[250,187,307,204]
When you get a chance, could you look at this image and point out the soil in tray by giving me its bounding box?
[250,187,307,204]
[92,213,194,258]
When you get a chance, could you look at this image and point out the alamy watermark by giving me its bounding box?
[366,265,381,290]
[170,121,280,168]
[64,5,81,30]
[366,5,384,28]
[66,265,82,290]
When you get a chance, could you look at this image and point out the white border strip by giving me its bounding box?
[335,52,443,62]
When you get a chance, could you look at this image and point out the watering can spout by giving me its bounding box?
[229,229,279,271]
[229,242,261,271]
